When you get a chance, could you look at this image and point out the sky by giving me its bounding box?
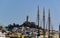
[0,0,60,30]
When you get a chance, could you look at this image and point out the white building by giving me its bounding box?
[0,32,6,38]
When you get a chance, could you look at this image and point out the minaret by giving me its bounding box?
[43,8,45,38]
[59,25,60,38]
[48,9,50,38]
[37,6,39,27]
[37,5,40,38]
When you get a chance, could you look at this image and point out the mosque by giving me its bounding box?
[0,6,59,38]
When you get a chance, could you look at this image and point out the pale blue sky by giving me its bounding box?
[0,0,60,30]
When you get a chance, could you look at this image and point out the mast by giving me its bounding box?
[43,8,45,38]
[48,9,50,38]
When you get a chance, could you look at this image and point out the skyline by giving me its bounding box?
[0,0,60,31]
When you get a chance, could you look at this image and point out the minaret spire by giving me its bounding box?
[43,7,45,29]
[37,5,40,27]
[37,5,40,38]
[43,7,45,38]
[48,8,50,38]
